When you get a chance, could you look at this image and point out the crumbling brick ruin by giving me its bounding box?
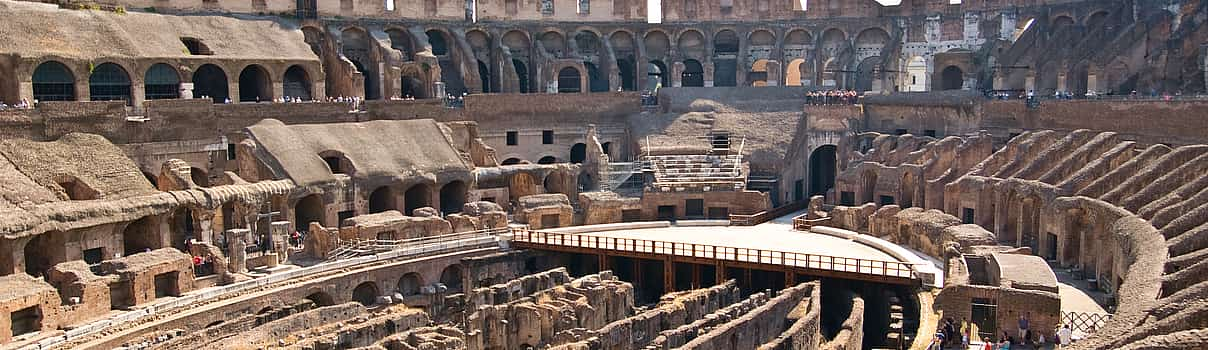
[0,0,1205,348]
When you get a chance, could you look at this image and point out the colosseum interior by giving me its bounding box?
[0,0,1205,349]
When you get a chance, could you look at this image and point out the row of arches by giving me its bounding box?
[293,181,468,231]
[309,264,464,308]
[30,61,314,104]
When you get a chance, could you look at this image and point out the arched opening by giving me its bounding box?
[900,173,916,208]
[283,65,312,101]
[170,207,195,251]
[55,175,97,200]
[89,63,132,104]
[569,143,587,164]
[808,145,837,197]
[1052,15,1075,29]
[543,171,569,194]
[319,151,353,175]
[439,181,467,214]
[1063,209,1086,268]
[501,158,523,165]
[748,59,770,86]
[24,234,51,277]
[601,142,613,158]
[192,64,229,103]
[1085,11,1109,30]
[401,74,426,99]
[509,173,540,201]
[144,63,181,100]
[648,60,668,88]
[940,66,964,90]
[578,171,595,191]
[540,31,566,57]
[616,58,635,91]
[904,56,927,92]
[822,58,842,89]
[713,30,739,87]
[404,184,432,215]
[585,62,608,92]
[190,167,209,187]
[512,59,529,93]
[32,61,76,101]
[368,186,396,213]
[352,281,379,306]
[682,59,704,87]
[860,170,878,204]
[477,60,492,93]
[785,59,805,86]
[855,57,881,92]
[429,30,451,55]
[1020,196,1041,253]
[143,171,158,188]
[398,273,424,296]
[439,265,464,292]
[538,156,557,164]
[238,65,272,102]
[343,28,381,100]
[295,194,325,231]
[558,67,582,93]
[123,216,157,256]
[387,28,416,61]
[610,31,637,91]
[305,291,335,307]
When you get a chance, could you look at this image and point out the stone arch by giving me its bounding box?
[714,29,739,54]
[400,66,428,99]
[439,181,467,214]
[713,29,739,87]
[319,150,354,175]
[306,291,335,307]
[544,171,570,194]
[89,62,132,104]
[540,31,567,57]
[295,194,325,230]
[32,60,77,102]
[352,281,380,306]
[425,29,452,56]
[466,29,496,93]
[818,28,848,56]
[573,30,604,57]
[538,155,558,164]
[809,145,837,197]
[24,233,52,277]
[54,174,98,200]
[501,158,523,165]
[610,31,638,91]
[569,143,588,163]
[169,206,196,251]
[682,59,704,87]
[343,27,381,100]
[855,56,882,92]
[1052,15,1075,28]
[1068,61,1091,96]
[1019,195,1042,253]
[404,183,433,215]
[510,172,540,200]
[238,64,273,102]
[904,56,927,92]
[144,63,181,100]
[853,27,890,55]
[749,59,770,86]
[584,62,608,92]
[192,64,229,103]
[368,186,397,214]
[503,30,532,92]
[786,58,805,86]
[440,264,464,292]
[190,167,210,187]
[558,66,582,93]
[386,27,416,61]
[748,29,775,47]
[123,216,158,256]
[1084,11,1110,29]
[398,272,424,296]
[676,30,706,59]
[1037,61,1060,94]
[785,29,813,46]
[821,57,842,88]
[643,30,671,59]
[648,60,669,88]
[283,65,312,101]
[860,169,877,204]
[940,65,964,90]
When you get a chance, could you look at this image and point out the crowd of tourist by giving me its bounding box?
[805,90,860,105]
[191,254,217,276]
[929,314,1077,350]
[0,99,33,110]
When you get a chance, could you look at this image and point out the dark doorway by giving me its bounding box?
[440,265,464,291]
[404,184,431,215]
[809,145,837,197]
[569,143,587,163]
[238,65,272,102]
[192,64,229,103]
[685,199,704,218]
[295,194,324,231]
[585,62,609,92]
[10,306,41,337]
[682,59,704,87]
[153,272,180,298]
[439,181,467,214]
[714,59,737,87]
[941,66,964,90]
[398,273,423,296]
[617,58,636,91]
[657,205,676,221]
[538,156,557,164]
[970,298,998,341]
[352,282,379,306]
[962,208,975,224]
[32,61,76,101]
[558,67,581,93]
[368,186,395,213]
[283,65,312,100]
[477,60,492,93]
[541,214,560,228]
[648,60,668,88]
[123,218,156,256]
[794,180,804,202]
[23,234,51,277]
[513,59,530,93]
[401,76,425,99]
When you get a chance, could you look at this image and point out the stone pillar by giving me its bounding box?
[671,61,684,87]
[765,60,781,87]
[225,229,250,274]
[1025,72,1036,92]
[703,61,715,87]
[180,82,195,99]
[130,80,146,108]
[1057,73,1067,93]
[272,80,285,101]
[663,258,674,293]
[270,221,291,263]
[193,210,215,244]
[993,72,1006,91]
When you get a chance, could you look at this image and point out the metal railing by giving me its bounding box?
[729,200,809,226]
[1062,311,1113,336]
[326,227,509,260]
[791,213,831,231]
[511,228,914,279]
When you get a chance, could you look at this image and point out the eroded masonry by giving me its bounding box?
[0,0,1206,349]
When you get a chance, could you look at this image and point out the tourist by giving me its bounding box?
[1057,324,1073,348]
[960,317,971,348]
[1019,313,1030,342]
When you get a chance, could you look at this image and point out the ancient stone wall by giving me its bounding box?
[677,282,821,349]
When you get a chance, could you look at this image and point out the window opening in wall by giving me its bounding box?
[685,199,704,218]
[542,130,554,144]
[32,61,76,102]
[540,0,554,15]
[180,38,213,55]
[144,63,181,100]
[337,210,355,227]
[153,272,180,298]
[962,208,975,224]
[83,248,103,265]
[506,131,519,145]
[707,207,729,219]
[657,205,676,221]
[895,128,908,135]
[227,144,237,160]
[878,195,895,206]
[10,306,41,336]
[577,0,589,14]
[924,129,937,137]
[840,191,855,206]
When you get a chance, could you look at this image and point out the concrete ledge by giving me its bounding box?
[810,226,941,287]
[810,226,859,240]
[673,220,731,227]
[544,221,673,234]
